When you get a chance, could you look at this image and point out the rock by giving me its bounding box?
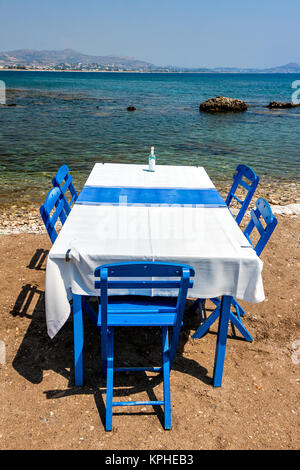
[127,106,136,111]
[0,103,17,108]
[200,96,248,113]
[267,101,300,109]
[271,204,300,215]
[0,340,6,365]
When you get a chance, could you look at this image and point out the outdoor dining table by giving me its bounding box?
[45,162,265,387]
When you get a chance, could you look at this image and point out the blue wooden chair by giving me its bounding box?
[39,186,71,243]
[226,164,259,225]
[193,198,277,342]
[89,262,194,431]
[40,184,97,350]
[52,164,78,214]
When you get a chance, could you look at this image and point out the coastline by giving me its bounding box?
[1,69,300,74]
[0,72,299,235]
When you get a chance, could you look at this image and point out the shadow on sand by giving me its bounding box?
[12,248,218,428]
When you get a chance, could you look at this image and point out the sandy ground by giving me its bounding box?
[0,214,299,450]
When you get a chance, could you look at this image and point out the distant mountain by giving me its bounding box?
[0,48,157,70]
[0,49,299,73]
[263,62,300,73]
[212,62,300,73]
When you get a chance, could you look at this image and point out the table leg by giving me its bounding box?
[73,294,84,386]
[212,295,232,387]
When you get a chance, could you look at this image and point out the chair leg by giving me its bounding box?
[169,316,185,369]
[188,298,206,322]
[101,326,108,377]
[232,299,247,318]
[192,306,221,339]
[199,299,205,323]
[229,311,253,342]
[73,294,84,386]
[162,326,171,430]
[213,295,232,387]
[105,327,114,431]
[193,302,252,342]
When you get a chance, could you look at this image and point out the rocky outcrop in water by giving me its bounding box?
[267,101,300,109]
[200,96,248,113]
[127,106,136,111]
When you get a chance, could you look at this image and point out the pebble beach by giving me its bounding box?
[1,177,299,235]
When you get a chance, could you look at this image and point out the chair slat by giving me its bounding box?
[225,164,259,225]
[235,178,251,192]
[95,261,195,278]
[95,280,193,289]
[250,209,265,237]
[52,164,78,212]
[39,187,70,243]
[232,194,243,205]
[98,313,177,327]
[50,197,68,226]
[113,400,164,407]
[244,198,278,256]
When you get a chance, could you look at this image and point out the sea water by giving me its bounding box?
[0,71,299,205]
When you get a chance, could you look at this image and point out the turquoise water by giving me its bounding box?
[0,71,299,205]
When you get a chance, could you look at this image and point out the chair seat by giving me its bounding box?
[85,295,178,327]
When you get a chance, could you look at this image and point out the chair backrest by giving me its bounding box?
[225,164,259,225]
[52,164,78,214]
[39,186,70,243]
[94,262,195,326]
[244,197,278,256]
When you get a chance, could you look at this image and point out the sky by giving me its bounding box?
[0,0,299,68]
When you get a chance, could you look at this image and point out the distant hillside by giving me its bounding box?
[213,62,300,73]
[0,49,299,73]
[0,48,157,70]
[263,62,300,73]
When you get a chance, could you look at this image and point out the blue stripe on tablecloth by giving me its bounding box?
[75,186,227,207]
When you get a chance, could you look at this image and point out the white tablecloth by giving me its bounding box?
[45,163,264,338]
